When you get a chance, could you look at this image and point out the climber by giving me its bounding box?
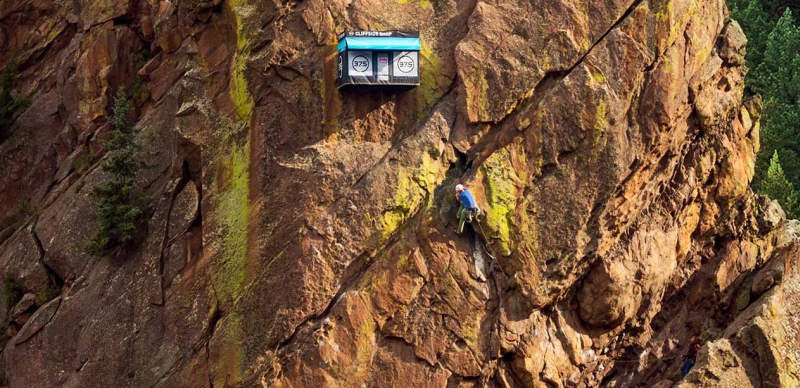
[455,184,480,234]
[680,341,702,378]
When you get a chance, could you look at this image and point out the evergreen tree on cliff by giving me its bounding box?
[762,151,800,218]
[729,3,800,216]
[89,91,146,254]
[751,9,800,185]
[729,0,772,68]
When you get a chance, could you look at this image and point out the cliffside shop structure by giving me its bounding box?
[336,31,421,89]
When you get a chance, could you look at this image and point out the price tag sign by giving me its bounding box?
[348,51,372,77]
[393,51,418,77]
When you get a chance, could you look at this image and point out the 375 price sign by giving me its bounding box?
[393,51,418,77]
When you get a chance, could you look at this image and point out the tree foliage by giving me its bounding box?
[762,151,800,218]
[88,91,147,255]
[0,55,27,140]
[729,1,800,219]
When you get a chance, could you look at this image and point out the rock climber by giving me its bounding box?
[455,184,480,234]
[680,341,702,378]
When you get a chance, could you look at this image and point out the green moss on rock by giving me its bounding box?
[398,0,432,9]
[370,153,447,251]
[355,308,376,378]
[416,42,452,119]
[228,0,256,122]
[35,281,60,305]
[480,146,526,256]
[231,59,254,121]
[214,142,250,305]
[593,99,608,147]
[213,0,256,305]
[208,0,255,372]
[3,277,23,310]
[517,117,531,131]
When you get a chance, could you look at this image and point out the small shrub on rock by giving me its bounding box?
[0,55,28,140]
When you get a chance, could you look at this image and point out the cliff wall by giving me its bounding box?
[0,0,798,386]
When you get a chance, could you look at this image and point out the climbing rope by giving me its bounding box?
[472,216,511,276]
[474,221,496,260]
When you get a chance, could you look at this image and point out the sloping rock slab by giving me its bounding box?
[13,296,61,345]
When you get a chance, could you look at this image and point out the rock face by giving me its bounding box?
[0,0,798,387]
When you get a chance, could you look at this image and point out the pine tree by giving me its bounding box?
[759,0,800,17]
[726,1,800,213]
[762,151,800,218]
[729,0,772,74]
[745,9,800,191]
[751,9,800,101]
[88,91,147,254]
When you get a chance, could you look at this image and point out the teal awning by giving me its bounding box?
[338,37,421,52]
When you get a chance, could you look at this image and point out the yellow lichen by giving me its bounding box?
[504,87,535,118]
[593,99,608,147]
[397,0,432,9]
[653,0,701,55]
[517,117,531,131]
[462,315,480,346]
[207,3,256,385]
[228,0,256,121]
[396,253,410,270]
[354,303,377,379]
[231,61,254,121]
[480,146,526,256]
[215,0,254,304]
[416,41,452,120]
[372,153,446,248]
[214,142,250,304]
